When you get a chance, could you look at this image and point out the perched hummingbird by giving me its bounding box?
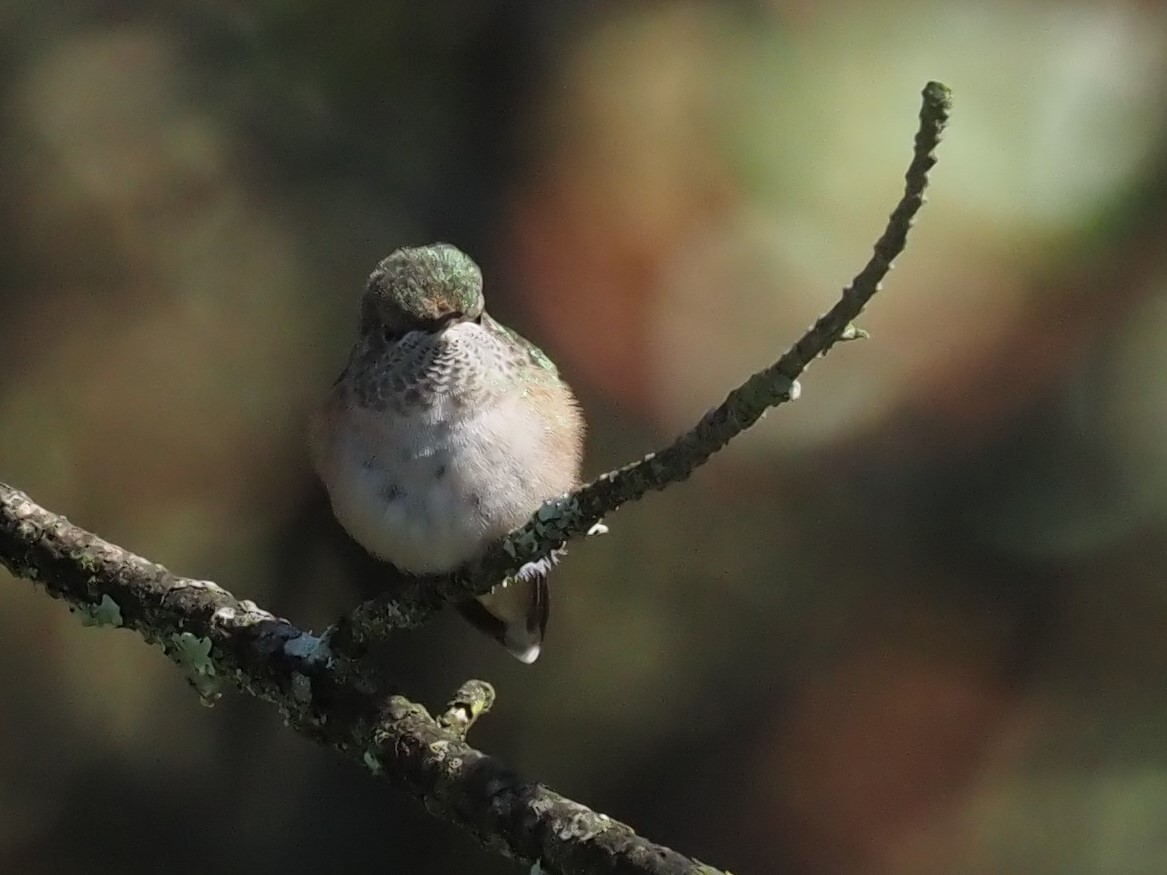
[310,243,585,662]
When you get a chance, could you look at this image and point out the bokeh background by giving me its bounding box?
[3,1,1167,873]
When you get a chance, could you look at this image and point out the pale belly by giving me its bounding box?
[320,402,551,573]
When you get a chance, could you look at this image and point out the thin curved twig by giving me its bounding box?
[332,81,953,655]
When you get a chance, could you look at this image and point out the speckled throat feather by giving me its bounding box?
[347,315,565,414]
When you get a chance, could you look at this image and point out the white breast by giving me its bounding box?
[321,393,553,573]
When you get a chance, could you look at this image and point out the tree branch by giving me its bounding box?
[0,81,950,874]
[331,81,953,655]
[0,484,723,875]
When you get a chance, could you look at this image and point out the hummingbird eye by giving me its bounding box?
[378,309,458,341]
[380,320,410,343]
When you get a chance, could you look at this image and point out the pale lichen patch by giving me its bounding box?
[238,599,275,620]
[71,594,123,628]
[284,632,332,664]
[169,632,223,704]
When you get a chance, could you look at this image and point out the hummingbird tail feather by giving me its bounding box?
[458,570,550,664]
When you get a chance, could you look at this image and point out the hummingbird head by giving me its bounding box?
[361,243,485,339]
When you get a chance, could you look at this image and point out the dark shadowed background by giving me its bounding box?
[3,2,1167,873]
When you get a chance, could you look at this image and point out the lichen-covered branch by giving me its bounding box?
[0,484,724,875]
[438,678,497,739]
[333,81,953,653]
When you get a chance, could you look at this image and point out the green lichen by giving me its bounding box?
[169,632,223,705]
[362,751,383,775]
[839,323,870,341]
[511,528,540,555]
[534,501,562,523]
[71,594,123,628]
[385,695,429,722]
[283,632,333,665]
[74,552,100,573]
[171,632,214,671]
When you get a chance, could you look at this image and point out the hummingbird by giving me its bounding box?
[309,243,585,662]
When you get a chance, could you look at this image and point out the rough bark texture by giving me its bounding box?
[0,485,722,875]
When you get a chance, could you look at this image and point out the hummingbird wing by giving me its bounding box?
[480,313,564,382]
[457,560,551,664]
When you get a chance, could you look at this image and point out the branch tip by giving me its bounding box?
[437,679,497,739]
